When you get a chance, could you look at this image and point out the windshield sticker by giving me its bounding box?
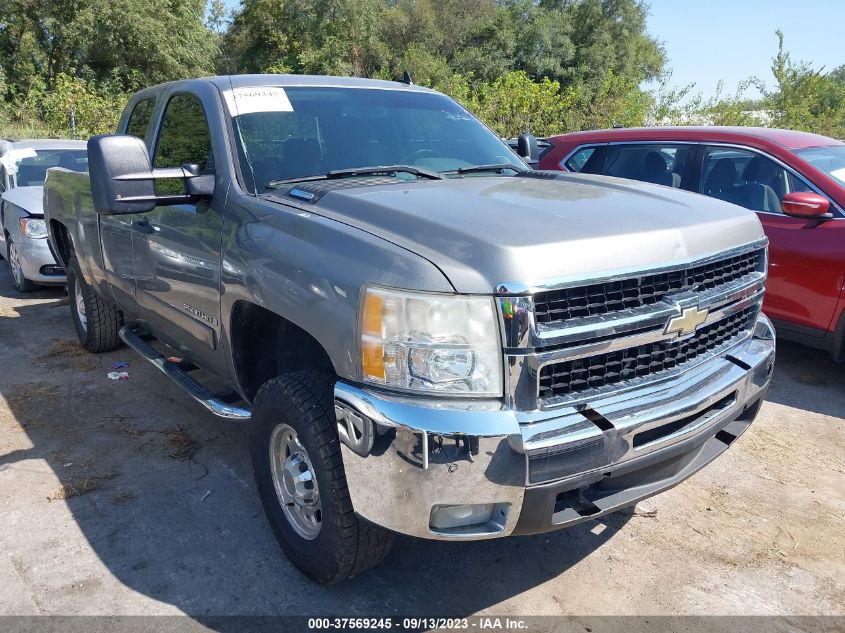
[223,86,293,115]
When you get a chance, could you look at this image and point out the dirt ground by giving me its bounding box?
[0,264,842,619]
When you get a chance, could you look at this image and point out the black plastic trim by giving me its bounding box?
[513,394,765,536]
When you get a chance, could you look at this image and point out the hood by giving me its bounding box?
[272,173,765,294]
[1,186,44,216]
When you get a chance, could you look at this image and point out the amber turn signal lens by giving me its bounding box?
[361,291,385,380]
[362,342,385,381]
[362,291,384,336]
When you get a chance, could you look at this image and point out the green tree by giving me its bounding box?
[763,31,844,137]
[0,0,218,135]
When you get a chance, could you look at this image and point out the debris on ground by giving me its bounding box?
[633,502,658,518]
[48,473,117,501]
[50,450,70,464]
[4,382,60,430]
[107,371,130,381]
[11,382,59,402]
[105,413,143,437]
[111,491,137,504]
[164,426,201,460]
[201,490,211,501]
[45,340,88,358]
[112,361,129,370]
[794,373,828,386]
[71,355,99,372]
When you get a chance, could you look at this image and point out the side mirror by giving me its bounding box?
[516,133,539,166]
[88,135,214,215]
[781,191,832,219]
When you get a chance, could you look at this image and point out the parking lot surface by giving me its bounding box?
[0,266,842,617]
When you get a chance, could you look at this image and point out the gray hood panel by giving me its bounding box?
[284,173,766,294]
[2,186,44,216]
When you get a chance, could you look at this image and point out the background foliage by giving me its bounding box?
[0,0,843,140]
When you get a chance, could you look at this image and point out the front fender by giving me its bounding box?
[219,192,455,383]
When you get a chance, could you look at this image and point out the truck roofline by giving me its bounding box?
[129,74,439,101]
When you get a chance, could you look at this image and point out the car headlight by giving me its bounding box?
[360,286,503,396]
[19,217,48,239]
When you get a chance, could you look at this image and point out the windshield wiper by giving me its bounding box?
[267,164,444,189]
[454,163,528,175]
[326,165,444,180]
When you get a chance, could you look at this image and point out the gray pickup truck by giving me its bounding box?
[44,74,775,584]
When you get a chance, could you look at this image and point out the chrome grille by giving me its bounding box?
[538,305,757,400]
[533,249,763,324]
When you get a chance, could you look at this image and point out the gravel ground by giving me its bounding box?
[0,265,842,618]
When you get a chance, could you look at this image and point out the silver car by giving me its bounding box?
[0,139,87,291]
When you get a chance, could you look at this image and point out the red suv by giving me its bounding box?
[539,127,845,360]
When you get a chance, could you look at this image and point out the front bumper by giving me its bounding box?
[16,236,66,284]
[335,315,775,540]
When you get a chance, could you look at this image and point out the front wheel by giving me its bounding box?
[251,370,394,583]
[67,257,124,352]
[7,238,38,292]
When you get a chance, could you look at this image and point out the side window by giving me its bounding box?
[587,144,689,188]
[153,94,214,195]
[561,147,596,172]
[125,98,155,142]
[787,173,814,194]
[0,166,6,192]
[700,147,788,213]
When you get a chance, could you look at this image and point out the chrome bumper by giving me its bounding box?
[335,315,775,540]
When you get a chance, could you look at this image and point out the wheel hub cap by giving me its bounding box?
[74,278,88,331]
[269,423,321,540]
[9,243,22,285]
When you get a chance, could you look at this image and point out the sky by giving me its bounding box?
[646,0,845,99]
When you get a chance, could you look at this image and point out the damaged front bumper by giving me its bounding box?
[334,315,775,540]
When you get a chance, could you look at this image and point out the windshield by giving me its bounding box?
[227,86,525,192]
[793,145,845,187]
[7,148,88,188]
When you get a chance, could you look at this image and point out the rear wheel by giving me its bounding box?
[67,256,124,352]
[7,238,38,292]
[251,370,394,584]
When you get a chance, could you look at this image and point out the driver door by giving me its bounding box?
[131,91,225,370]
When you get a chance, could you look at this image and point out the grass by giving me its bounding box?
[45,340,88,358]
[48,472,116,501]
[41,339,98,371]
[164,426,200,460]
[10,382,59,405]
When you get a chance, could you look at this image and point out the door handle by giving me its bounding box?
[133,219,155,234]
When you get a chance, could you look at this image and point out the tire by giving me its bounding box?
[251,370,394,584]
[67,256,124,353]
[7,238,38,292]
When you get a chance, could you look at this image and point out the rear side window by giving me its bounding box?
[126,98,155,141]
[586,144,690,188]
[700,146,788,213]
[561,146,596,172]
[153,94,214,194]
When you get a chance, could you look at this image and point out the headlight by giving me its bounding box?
[19,217,48,239]
[360,286,503,396]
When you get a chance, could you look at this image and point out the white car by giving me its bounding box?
[0,139,87,291]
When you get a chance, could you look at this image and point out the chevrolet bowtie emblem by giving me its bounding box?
[665,306,709,336]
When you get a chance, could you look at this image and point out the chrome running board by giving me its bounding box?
[119,323,251,420]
